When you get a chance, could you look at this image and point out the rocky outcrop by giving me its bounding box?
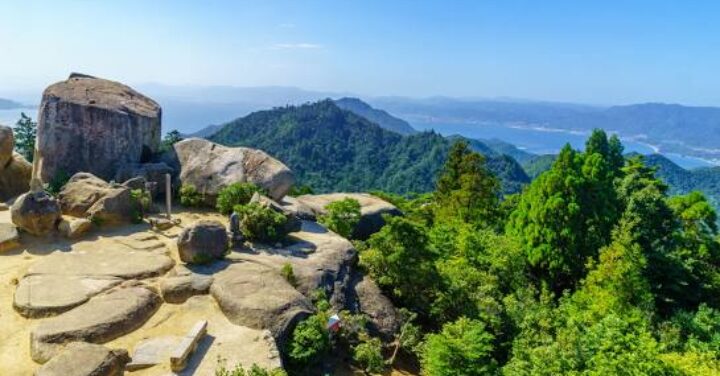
[35,342,130,376]
[294,193,402,239]
[11,191,61,236]
[115,162,172,197]
[0,222,20,252]
[14,275,122,318]
[58,173,135,225]
[58,217,92,239]
[177,220,228,264]
[350,273,399,340]
[0,125,32,200]
[31,284,161,363]
[159,273,214,304]
[36,74,161,183]
[173,138,294,205]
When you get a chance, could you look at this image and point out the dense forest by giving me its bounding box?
[209,100,529,194]
[351,129,720,375]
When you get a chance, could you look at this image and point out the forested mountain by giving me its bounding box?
[644,154,720,208]
[209,100,529,194]
[334,97,417,135]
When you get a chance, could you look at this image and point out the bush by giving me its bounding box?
[286,314,330,367]
[45,170,70,197]
[319,198,361,238]
[234,203,288,242]
[353,337,385,374]
[281,262,297,287]
[180,184,202,207]
[130,189,152,223]
[217,182,263,214]
[288,185,314,196]
[215,357,287,376]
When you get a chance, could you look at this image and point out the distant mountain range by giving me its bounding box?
[208,99,529,194]
[334,97,416,135]
[0,98,25,110]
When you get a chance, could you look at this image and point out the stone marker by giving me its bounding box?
[170,320,208,372]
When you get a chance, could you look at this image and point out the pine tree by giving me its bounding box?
[13,112,36,162]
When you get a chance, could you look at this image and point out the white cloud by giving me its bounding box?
[271,43,324,50]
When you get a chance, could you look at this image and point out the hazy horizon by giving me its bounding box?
[3,1,720,106]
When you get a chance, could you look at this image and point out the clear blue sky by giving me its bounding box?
[1,0,719,105]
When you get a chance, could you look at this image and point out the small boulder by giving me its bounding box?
[0,222,20,252]
[35,342,130,376]
[58,217,92,239]
[149,217,175,231]
[173,138,294,205]
[58,173,134,225]
[87,188,134,225]
[159,273,214,304]
[11,191,61,236]
[177,220,228,264]
[0,151,32,201]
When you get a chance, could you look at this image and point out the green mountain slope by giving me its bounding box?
[334,97,417,135]
[210,100,529,194]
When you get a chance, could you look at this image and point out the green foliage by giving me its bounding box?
[280,262,297,287]
[353,337,385,374]
[161,129,183,151]
[44,170,70,197]
[286,313,330,367]
[288,185,314,196]
[179,184,203,207]
[421,317,497,376]
[234,203,287,242]
[435,140,500,226]
[13,112,36,162]
[216,182,262,214]
[319,197,361,238]
[215,357,287,376]
[130,189,152,223]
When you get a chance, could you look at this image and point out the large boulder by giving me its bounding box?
[35,342,130,376]
[115,162,173,197]
[36,73,161,183]
[294,193,402,239]
[0,151,32,201]
[173,138,294,205]
[349,273,399,340]
[14,275,122,318]
[177,220,228,264]
[10,191,61,236]
[0,124,14,167]
[58,173,134,225]
[30,284,161,363]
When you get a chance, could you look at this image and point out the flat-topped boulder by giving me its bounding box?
[14,275,122,318]
[35,342,130,376]
[294,193,402,239]
[173,138,294,204]
[58,173,135,225]
[36,73,161,182]
[31,285,161,363]
[28,246,174,279]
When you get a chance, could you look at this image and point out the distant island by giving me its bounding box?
[0,98,26,110]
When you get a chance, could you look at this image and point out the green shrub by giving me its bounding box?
[215,357,287,376]
[234,203,287,242]
[217,182,263,214]
[353,337,385,374]
[286,314,330,367]
[45,170,70,197]
[179,184,202,207]
[319,198,361,239]
[280,262,297,287]
[288,185,314,196]
[129,189,152,224]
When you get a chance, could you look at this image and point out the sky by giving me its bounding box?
[1,0,720,105]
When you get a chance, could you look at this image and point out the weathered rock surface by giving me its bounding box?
[295,193,402,239]
[177,220,228,264]
[31,285,161,363]
[173,138,294,204]
[11,191,61,236]
[35,342,130,376]
[28,246,174,279]
[350,273,399,340]
[0,222,20,252]
[115,162,172,197]
[58,217,92,239]
[36,74,161,182]
[159,273,214,304]
[211,262,313,345]
[126,336,181,371]
[279,196,316,220]
[0,125,14,167]
[0,151,32,201]
[58,173,134,225]
[14,275,121,318]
